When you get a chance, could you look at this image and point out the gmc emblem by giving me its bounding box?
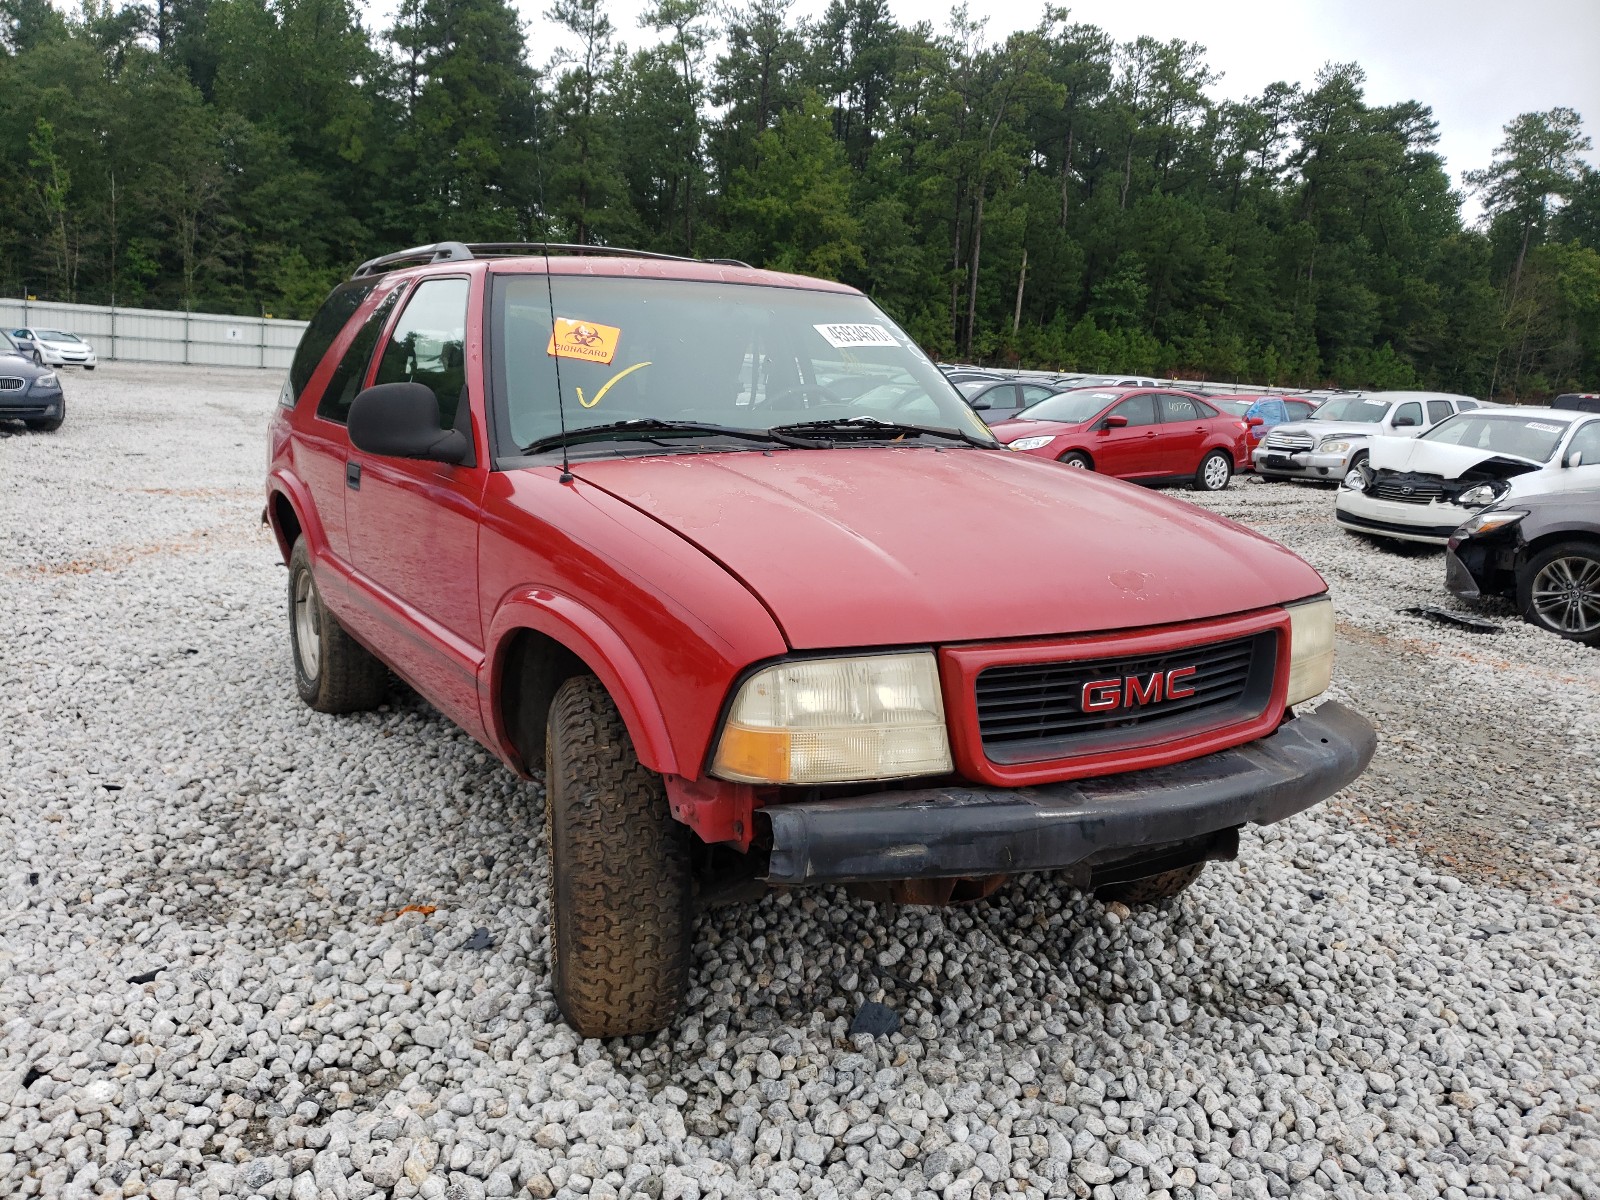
[1081,666,1198,712]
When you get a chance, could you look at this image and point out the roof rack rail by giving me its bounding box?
[351,241,752,278]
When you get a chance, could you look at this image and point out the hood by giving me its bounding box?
[990,417,1094,442]
[1271,420,1382,440]
[1368,437,1543,479]
[571,448,1326,648]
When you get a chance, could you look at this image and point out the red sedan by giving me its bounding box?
[991,387,1254,491]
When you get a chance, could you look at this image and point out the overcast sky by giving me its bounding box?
[498,0,1600,222]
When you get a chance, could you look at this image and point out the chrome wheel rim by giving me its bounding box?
[1064,457,1087,469]
[293,570,321,678]
[1203,455,1229,489]
[1531,556,1600,635]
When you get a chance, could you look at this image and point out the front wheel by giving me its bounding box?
[1057,451,1092,470]
[84,364,95,371]
[1518,542,1600,645]
[25,400,63,432]
[32,351,43,366]
[287,536,388,712]
[545,674,693,1037]
[1194,450,1232,492]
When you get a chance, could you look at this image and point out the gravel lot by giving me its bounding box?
[3,364,1599,1200]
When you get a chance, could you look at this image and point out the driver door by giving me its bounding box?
[343,275,489,735]
[1094,394,1161,477]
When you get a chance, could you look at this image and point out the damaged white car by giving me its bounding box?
[1337,409,1600,545]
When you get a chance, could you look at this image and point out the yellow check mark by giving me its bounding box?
[576,361,653,409]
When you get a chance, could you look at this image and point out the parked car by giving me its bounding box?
[1284,397,1322,420]
[991,387,1253,491]
[1073,374,1162,388]
[266,242,1373,1037]
[9,327,98,369]
[1447,487,1600,645]
[1252,391,1480,483]
[957,378,1062,425]
[1337,408,1600,545]
[0,330,66,430]
[1552,393,1600,414]
[943,369,1007,385]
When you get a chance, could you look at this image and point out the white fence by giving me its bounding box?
[0,298,308,371]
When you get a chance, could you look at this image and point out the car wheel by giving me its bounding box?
[1058,451,1092,470]
[545,674,693,1037]
[85,364,95,371]
[287,536,389,712]
[1095,863,1206,905]
[1194,450,1232,491]
[25,400,64,432]
[32,351,43,366]
[1518,541,1600,646]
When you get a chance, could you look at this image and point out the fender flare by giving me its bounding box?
[265,471,326,563]
[484,590,678,776]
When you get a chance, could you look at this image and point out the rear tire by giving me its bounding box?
[1096,863,1206,905]
[1058,451,1092,470]
[545,674,693,1038]
[287,536,388,713]
[1194,450,1232,491]
[1518,541,1600,646]
[25,401,63,432]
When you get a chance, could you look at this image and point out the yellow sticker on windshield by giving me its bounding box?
[547,318,620,365]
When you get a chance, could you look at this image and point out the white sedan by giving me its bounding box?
[10,327,97,369]
[1336,409,1600,544]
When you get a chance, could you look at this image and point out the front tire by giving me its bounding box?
[1194,450,1232,492]
[1058,451,1092,470]
[1518,542,1600,645]
[85,364,95,371]
[545,674,693,1037]
[287,536,388,712]
[25,401,63,432]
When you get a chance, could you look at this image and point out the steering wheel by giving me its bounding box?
[753,383,847,414]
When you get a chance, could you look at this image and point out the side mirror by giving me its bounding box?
[1393,416,1418,428]
[970,399,992,411]
[1101,413,1129,430]
[1566,450,1584,468]
[1246,416,1265,427]
[348,382,469,464]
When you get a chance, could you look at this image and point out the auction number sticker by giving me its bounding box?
[1526,422,1563,433]
[548,318,621,365]
[813,323,899,349]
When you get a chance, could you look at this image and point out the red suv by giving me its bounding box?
[266,243,1375,1037]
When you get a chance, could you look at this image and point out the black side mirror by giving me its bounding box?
[1393,416,1418,428]
[348,382,469,464]
[970,399,992,411]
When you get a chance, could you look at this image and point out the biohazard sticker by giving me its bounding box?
[547,318,620,365]
[813,322,899,349]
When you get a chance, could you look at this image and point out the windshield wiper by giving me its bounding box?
[521,418,815,454]
[769,415,996,448]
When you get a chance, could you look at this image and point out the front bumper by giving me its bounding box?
[40,348,95,366]
[0,390,62,419]
[1335,492,1474,544]
[762,701,1375,884]
[1252,446,1352,479]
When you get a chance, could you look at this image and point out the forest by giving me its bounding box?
[0,0,1596,396]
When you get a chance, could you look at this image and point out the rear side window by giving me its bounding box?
[317,287,405,425]
[374,277,470,429]
[1158,394,1198,422]
[287,279,378,406]
[1427,400,1454,423]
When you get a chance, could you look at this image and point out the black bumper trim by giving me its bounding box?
[1336,511,1458,539]
[762,701,1376,885]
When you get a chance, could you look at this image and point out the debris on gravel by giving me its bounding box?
[2,365,1598,1200]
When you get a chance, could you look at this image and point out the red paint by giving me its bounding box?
[266,254,1329,849]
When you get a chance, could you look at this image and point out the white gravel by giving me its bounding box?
[3,364,1599,1200]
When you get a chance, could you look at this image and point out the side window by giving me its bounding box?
[1159,394,1199,422]
[1455,399,1479,411]
[1566,422,1600,466]
[374,277,470,428]
[1262,400,1287,423]
[1020,385,1056,404]
[1112,395,1157,426]
[1286,401,1314,420]
[1393,402,1423,428]
[317,287,404,425]
[1427,400,1453,424]
[287,279,378,406]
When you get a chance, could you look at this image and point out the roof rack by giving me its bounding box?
[351,241,751,278]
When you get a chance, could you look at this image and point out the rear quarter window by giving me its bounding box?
[287,279,379,406]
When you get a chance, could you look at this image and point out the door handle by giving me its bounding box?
[346,461,361,490]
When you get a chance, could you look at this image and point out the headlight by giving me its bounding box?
[711,652,952,785]
[32,371,59,390]
[1454,509,1527,539]
[1341,465,1370,491]
[1285,596,1335,707]
[1008,435,1056,452]
[1318,438,1352,453]
[1457,481,1508,508]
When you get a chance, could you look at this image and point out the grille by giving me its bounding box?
[1264,430,1313,451]
[0,377,23,391]
[975,632,1278,763]
[1371,473,1445,504]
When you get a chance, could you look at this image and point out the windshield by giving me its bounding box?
[1309,396,1390,423]
[38,330,81,343]
[1014,389,1121,423]
[491,276,992,453]
[1421,413,1572,463]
